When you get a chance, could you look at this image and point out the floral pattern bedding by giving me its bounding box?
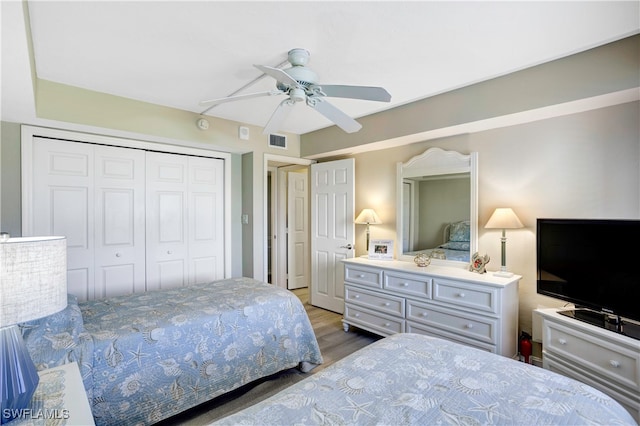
[213,333,636,426]
[22,277,323,426]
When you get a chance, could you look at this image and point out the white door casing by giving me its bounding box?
[287,170,309,290]
[310,158,355,313]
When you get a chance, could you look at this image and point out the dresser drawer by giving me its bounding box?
[407,300,497,345]
[383,270,432,298]
[344,304,404,335]
[345,285,404,317]
[344,265,383,289]
[407,321,496,353]
[544,320,640,391]
[432,278,498,314]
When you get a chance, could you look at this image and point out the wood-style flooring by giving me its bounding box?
[160,287,380,425]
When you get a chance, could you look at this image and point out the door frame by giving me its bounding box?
[21,125,233,278]
[263,154,314,285]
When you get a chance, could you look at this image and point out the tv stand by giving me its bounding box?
[558,308,640,340]
[537,308,640,422]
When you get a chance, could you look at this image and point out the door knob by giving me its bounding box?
[340,244,354,250]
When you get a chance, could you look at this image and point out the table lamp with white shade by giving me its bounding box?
[354,209,382,253]
[484,208,523,278]
[0,236,67,424]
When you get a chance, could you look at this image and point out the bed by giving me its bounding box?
[20,277,323,426]
[213,333,636,425]
[406,220,471,262]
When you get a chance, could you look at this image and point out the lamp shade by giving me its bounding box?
[354,209,382,225]
[0,236,67,327]
[485,208,524,229]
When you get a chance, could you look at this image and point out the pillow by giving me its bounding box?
[439,241,470,251]
[449,221,470,242]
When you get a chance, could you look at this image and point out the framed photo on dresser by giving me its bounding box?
[369,239,394,260]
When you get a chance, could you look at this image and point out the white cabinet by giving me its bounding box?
[342,258,520,357]
[538,309,640,422]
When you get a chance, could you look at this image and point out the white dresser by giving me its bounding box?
[537,308,640,422]
[342,257,520,357]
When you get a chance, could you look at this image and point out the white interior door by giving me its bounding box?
[187,156,225,284]
[146,152,190,290]
[310,158,355,313]
[94,145,146,298]
[287,171,309,289]
[31,138,96,301]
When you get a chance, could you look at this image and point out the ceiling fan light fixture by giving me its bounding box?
[290,88,306,103]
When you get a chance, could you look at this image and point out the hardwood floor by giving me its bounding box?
[162,287,380,425]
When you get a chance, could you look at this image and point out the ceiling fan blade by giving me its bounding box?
[254,64,301,89]
[307,97,362,133]
[200,90,283,106]
[314,85,391,102]
[263,99,296,135]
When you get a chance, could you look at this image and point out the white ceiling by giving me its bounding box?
[24,1,640,135]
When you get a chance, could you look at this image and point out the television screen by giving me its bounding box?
[537,219,640,323]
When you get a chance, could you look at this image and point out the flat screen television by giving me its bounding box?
[537,218,640,331]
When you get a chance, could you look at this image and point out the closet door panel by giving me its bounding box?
[146,152,189,290]
[94,146,146,298]
[32,138,95,301]
[188,157,225,284]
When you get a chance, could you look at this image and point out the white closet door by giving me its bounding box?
[146,152,189,290]
[187,156,225,284]
[32,138,95,301]
[94,145,146,298]
[145,152,225,290]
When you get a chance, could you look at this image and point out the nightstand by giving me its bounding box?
[10,362,94,425]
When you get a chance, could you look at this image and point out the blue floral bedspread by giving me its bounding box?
[213,333,636,426]
[22,277,323,426]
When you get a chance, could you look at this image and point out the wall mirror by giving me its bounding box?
[396,147,478,267]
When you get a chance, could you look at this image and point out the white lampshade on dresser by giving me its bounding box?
[0,236,67,423]
[485,208,523,277]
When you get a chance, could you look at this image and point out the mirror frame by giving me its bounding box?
[396,147,478,268]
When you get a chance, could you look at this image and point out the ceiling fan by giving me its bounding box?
[200,48,391,134]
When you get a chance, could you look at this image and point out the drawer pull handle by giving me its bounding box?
[465,323,474,329]
[458,293,465,298]
[354,313,360,318]
[402,282,409,287]
[609,360,621,368]
[384,322,391,327]
[115,253,122,258]
[421,312,428,317]
[354,295,360,299]
[558,338,567,345]
[357,274,365,278]
[383,302,390,307]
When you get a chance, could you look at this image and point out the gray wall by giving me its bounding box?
[0,121,22,236]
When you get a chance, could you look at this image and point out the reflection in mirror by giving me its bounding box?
[396,148,478,267]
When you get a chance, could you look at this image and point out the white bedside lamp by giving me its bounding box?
[485,208,523,277]
[0,236,67,423]
[355,209,382,252]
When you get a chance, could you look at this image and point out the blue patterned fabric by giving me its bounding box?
[24,278,323,426]
[214,333,636,426]
[21,294,95,397]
